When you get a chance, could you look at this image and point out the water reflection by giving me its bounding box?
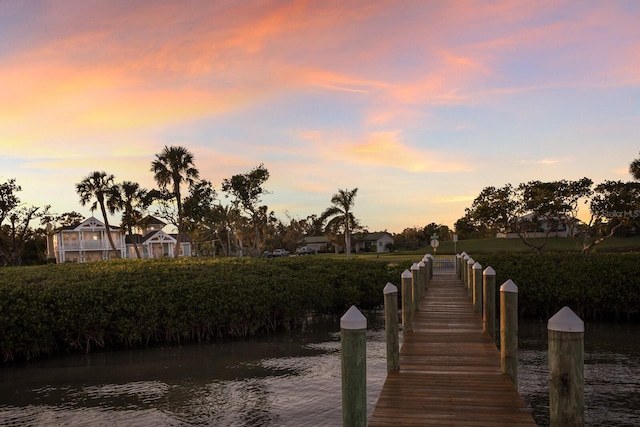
[0,319,388,426]
[518,320,640,427]
[1,318,638,426]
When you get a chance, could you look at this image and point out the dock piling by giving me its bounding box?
[341,305,367,427]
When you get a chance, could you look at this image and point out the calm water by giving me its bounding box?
[518,320,640,427]
[1,318,639,426]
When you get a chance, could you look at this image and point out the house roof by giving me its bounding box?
[363,232,393,241]
[141,215,167,226]
[58,216,121,232]
[125,229,177,244]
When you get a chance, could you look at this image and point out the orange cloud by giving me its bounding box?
[306,130,470,173]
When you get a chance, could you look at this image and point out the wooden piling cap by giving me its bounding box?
[411,262,419,270]
[402,269,413,279]
[467,257,475,264]
[463,254,470,260]
[548,306,584,332]
[483,266,496,276]
[461,251,468,256]
[500,279,518,293]
[341,305,367,330]
[418,260,426,267]
[456,253,462,258]
[473,262,482,270]
[383,282,398,294]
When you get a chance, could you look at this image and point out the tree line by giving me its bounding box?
[454,152,640,256]
[1,146,407,265]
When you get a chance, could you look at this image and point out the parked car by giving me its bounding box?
[296,246,316,255]
[272,249,290,257]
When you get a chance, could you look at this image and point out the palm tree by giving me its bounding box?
[321,188,359,258]
[150,145,199,257]
[630,151,640,181]
[116,181,149,259]
[76,171,121,258]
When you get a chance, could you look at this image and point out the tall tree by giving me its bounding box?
[321,188,359,258]
[115,181,150,259]
[76,171,121,258]
[150,145,199,257]
[221,164,270,256]
[630,151,640,181]
[181,179,217,255]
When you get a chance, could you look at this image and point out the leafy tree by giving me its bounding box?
[0,179,21,225]
[302,214,325,236]
[575,180,640,257]
[321,188,359,258]
[630,151,640,181]
[114,181,150,259]
[42,211,84,228]
[150,145,199,257]
[221,164,270,256]
[464,185,517,237]
[0,179,51,266]
[514,178,592,252]
[76,171,121,258]
[454,214,489,239]
[181,180,217,255]
[462,179,593,253]
[393,227,425,250]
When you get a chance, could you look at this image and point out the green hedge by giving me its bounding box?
[0,257,405,362]
[472,252,640,321]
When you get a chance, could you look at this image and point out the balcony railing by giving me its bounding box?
[61,241,123,250]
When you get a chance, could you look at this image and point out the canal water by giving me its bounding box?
[1,317,638,426]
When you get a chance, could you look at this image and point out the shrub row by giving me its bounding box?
[0,257,405,362]
[472,252,640,321]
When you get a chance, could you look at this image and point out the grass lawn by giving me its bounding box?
[315,236,640,262]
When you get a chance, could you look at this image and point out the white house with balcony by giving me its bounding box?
[49,217,126,263]
[49,216,192,263]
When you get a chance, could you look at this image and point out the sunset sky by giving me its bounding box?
[2,0,639,233]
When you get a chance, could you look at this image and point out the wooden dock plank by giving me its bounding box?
[369,273,537,426]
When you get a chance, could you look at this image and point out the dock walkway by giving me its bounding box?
[369,273,537,426]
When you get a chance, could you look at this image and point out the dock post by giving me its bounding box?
[341,305,367,427]
[425,254,433,279]
[411,263,420,311]
[466,257,475,298]
[460,252,468,281]
[462,254,470,286]
[383,283,399,371]
[418,260,426,299]
[483,267,496,342]
[401,269,413,332]
[472,262,483,313]
[423,255,431,288]
[548,306,584,427]
[500,279,518,386]
[456,253,462,279]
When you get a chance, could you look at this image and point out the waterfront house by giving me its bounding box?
[49,216,191,263]
[49,216,126,263]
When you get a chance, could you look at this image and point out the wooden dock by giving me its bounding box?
[369,273,537,426]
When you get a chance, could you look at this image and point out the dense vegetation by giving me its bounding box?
[0,257,407,362]
[472,252,640,321]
